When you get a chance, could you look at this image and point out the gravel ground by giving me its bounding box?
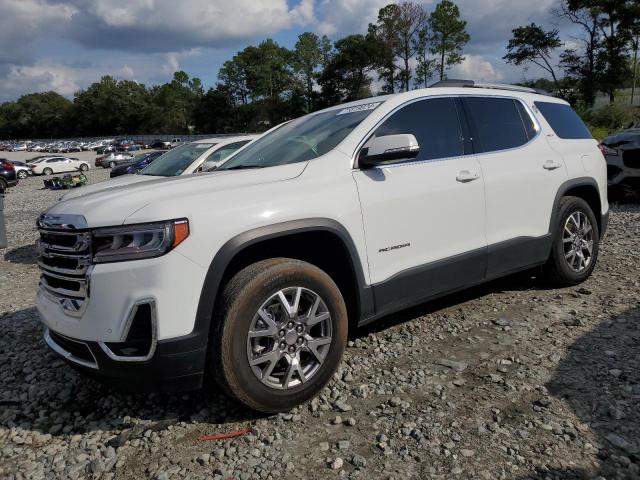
[0,172,639,480]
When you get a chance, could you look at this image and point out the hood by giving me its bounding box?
[602,130,640,148]
[61,174,152,201]
[47,162,307,227]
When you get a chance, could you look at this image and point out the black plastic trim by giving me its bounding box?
[549,177,602,232]
[192,218,374,344]
[361,234,553,326]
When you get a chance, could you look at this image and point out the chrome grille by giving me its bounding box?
[37,215,91,316]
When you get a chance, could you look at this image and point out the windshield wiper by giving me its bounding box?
[222,165,264,171]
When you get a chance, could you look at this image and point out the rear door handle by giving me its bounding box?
[456,170,480,183]
[543,160,562,170]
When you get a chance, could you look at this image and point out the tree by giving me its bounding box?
[319,35,377,103]
[428,0,470,81]
[193,85,235,133]
[368,2,428,92]
[218,55,250,105]
[396,2,429,91]
[292,32,326,112]
[504,24,563,89]
[555,0,601,106]
[367,4,400,94]
[565,0,636,103]
[414,27,436,88]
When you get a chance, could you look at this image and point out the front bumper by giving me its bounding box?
[37,247,211,392]
[44,327,207,392]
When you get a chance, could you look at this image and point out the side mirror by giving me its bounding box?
[358,134,420,168]
[201,160,219,172]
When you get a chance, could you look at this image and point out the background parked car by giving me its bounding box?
[600,122,640,194]
[95,144,117,155]
[109,151,164,178]
[8,160,33,179]
[95,152,135,168]
[31,157,89,175]
[0,159,18,189]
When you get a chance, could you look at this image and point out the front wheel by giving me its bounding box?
[541,196,600,286]
[79,163,89,171]
[211,258,348,413]
[17,170,28,179]
[109,161,116,168]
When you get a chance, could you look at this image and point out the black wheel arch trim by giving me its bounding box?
[549,177,604,234]
[189,218,374,351]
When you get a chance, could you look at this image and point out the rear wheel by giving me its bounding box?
[541,196,599,286]
[211,258,348,413]
[0,178,7,190]
[42,168,53,176]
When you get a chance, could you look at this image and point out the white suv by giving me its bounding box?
[36,82,608,412]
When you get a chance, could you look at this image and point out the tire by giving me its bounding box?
[0,178,7,190]
[109,161,116,168]
[211,258,348,413]
[43,168,53,176]
[79,163,89,171]
[541,196,600,287]
[17,170,27,179]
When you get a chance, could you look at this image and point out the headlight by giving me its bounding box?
[92,219,189,263]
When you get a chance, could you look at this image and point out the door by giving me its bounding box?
[460,96,568,277]
[353,97,487,314]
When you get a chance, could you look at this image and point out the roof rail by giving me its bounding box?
[429,79,551,96]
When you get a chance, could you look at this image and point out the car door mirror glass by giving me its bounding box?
[359,134,420,168]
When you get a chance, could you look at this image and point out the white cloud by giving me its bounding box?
[162,49,202,75]
[2,63,82,98]
[67,0,315,50]
[315,0,388,37]
[451,55,504,83]
[0,0,76,63]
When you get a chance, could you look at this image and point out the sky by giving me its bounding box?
[0,0,578,102]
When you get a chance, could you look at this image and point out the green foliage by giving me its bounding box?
[504,23,563,87]
[318,35,377,103]
[428,0,470,81]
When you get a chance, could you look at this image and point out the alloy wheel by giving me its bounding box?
[563,211,594,273]
[246,287,332,390]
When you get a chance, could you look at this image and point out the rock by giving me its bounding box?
[329,457,343,470]
[461,449,475,457]
[351,454,367,467]
[435,359,468,372]
[319,442,330,451]
[335,400,352,412]
[337,440,350,450]
[492,318,512,327]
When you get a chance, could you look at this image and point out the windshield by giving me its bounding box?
[219,103,381,170]
[140,143,215,176]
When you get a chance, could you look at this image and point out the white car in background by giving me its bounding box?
[31,156,90,176]
[61,135,257,200]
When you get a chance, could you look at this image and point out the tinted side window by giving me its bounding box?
[463,97,529,153]
[372,97,464,161]
[534,102,592,139]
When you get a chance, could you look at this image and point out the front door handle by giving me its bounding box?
[456,170,480,183]
[543,160,562,170]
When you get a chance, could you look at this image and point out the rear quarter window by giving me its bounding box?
[534,102,592,140]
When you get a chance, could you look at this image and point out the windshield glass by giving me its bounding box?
[219,103,381,170]
[140,143,215,176]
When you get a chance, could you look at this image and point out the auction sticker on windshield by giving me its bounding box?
[337,102,381,115]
